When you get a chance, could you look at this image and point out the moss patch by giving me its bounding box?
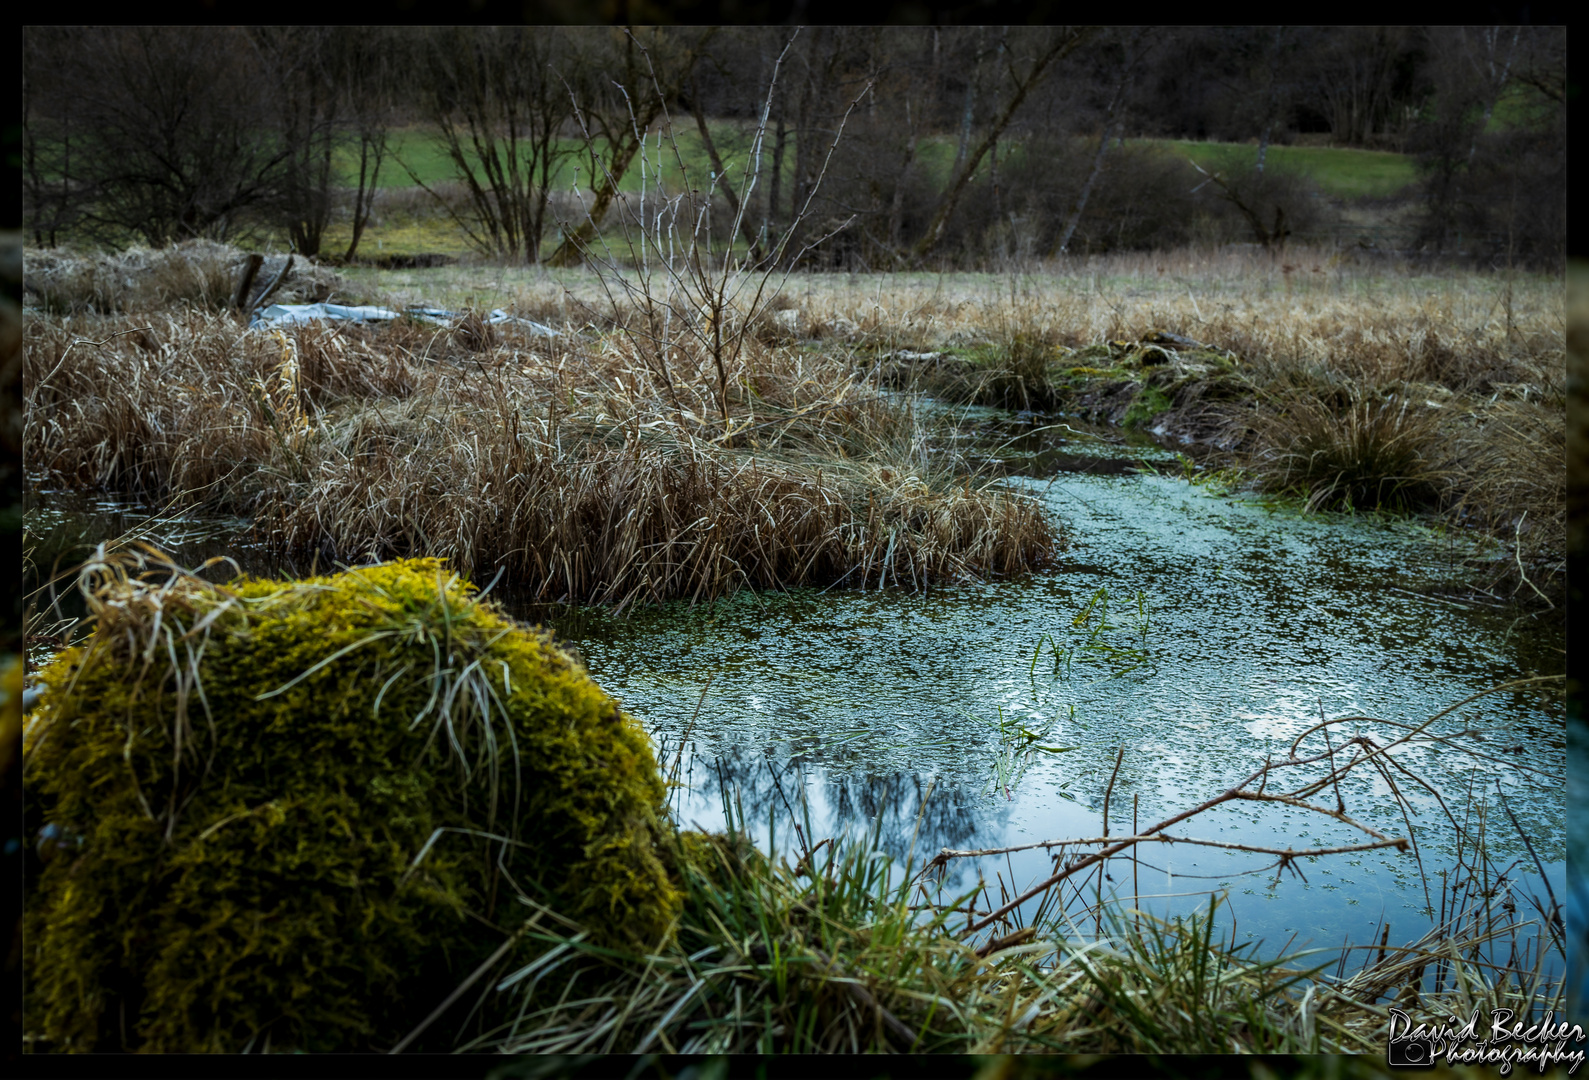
[1121,385,1175,429]
[23,556,678,1052]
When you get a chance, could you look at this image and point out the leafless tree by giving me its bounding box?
[1303,26,1422,150]
[39,27,291,247]
[1052,27,1157,257]
[911,26,1097,262]
[337,29,401,262]
[1409,25,1564,267]
[253,27,344,258]
[546,27,717,267]
[403,27,577,263]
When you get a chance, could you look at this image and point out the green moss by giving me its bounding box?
[1122,385,1174,429]
[1068,343,1118,363]
[24,557,679,1052]
[1065,365,1134,380]
[1178,347,1241,371]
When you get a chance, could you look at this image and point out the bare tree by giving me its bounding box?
[53,27,291,247]
[1302,26,1421,149]
[253,27,344,258]
[1409,25,1564,266]
[912,26,1097,262]
[338,29,400,262]
[22,28,91,247]
[546,27,717,268]
[403,27,576,263]
[1051,27,1156,257]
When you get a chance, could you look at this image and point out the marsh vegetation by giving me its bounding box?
[21,240,1567,1055]
[19,21,1567,1060]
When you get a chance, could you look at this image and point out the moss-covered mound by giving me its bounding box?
[23,554,679,1052]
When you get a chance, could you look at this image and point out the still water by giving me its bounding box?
[539,422,1566,962]
[25,419,1565,967]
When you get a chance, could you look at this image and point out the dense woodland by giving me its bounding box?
[21,25,1566,268]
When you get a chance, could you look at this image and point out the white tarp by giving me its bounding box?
[485,308,560,336]
[253,303,558,337]
[254,303,400,326]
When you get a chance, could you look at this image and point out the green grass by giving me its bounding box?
[361,126,1420,204]
[1165,139,1419,200]
[350,124,801,196]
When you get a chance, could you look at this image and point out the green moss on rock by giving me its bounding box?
[24,556,679,1052]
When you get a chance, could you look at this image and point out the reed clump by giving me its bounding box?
[23,299,1056,608]
[1244,387,1454,513]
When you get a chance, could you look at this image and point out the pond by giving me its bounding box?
[537,418,1567,970]
[24,415,1565,976]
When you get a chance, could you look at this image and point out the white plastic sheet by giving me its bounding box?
[253,303,400,326]
[252,303,558,337]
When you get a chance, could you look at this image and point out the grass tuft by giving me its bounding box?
[25,298,1058,608]
[1246,388,1453,513]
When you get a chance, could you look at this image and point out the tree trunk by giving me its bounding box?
[888,105,918,253]
[545,116,656,267]
[689,72,765,261]
[1254,26,1286,175]
[783,27,828,267]
[951,28,985,181]
[914,27,1096,263]
[1051,44,1137,259]
[1051,114,1120,258]
[767,114,786,250]
[343,132,386,261]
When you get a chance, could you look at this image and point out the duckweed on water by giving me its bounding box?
[23,551,678,1052]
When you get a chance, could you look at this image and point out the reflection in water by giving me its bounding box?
[666,746,989,878]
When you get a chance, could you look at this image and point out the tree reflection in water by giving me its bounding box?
[664,744,993,888]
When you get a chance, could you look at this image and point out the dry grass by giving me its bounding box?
[26,241,1564,602]
[729,246,1563,602]
[22,241,352,315]
[23,304,1056,608]
[1244,388,1455,513]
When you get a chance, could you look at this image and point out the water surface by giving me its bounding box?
[539,424,1565,960]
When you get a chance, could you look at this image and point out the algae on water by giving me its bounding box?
[23,552,679,1052]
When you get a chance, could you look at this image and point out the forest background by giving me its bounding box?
[19,25,1567,272]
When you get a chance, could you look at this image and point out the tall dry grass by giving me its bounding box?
[748,247,1564,601]
[22,241,350,315]
[23,307,1056,608]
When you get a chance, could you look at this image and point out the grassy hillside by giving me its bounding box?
[1167,139,1419,199]
[354,127,1420,203]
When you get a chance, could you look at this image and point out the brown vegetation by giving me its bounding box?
[22,241,344,315]
[768,246,1565,602]
[23,297,1056,609]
